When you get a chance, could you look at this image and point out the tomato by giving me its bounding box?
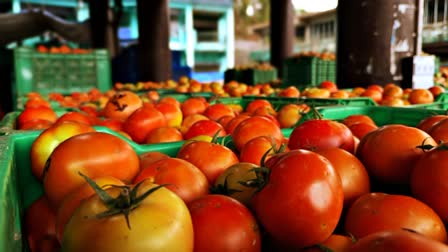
[101,91,143,121]
[133,157,209,204]
[288,119,355,153]
[278,86,300,98]
[43,132,140,209]
[213,162,259,206]
[301,234,353,252]
[302,88,331,98]
[360,89,382,103]
[122,106,167,144]
[239,135,282,166]
[139,151,170,170]
[408,89,434,104]
[24,97,52,109]
[179,114,209,135]
[331,90,351,98]
[188,194,261,252]
[61,180,194,252]
[154,102,183,128]
[55,111,93,125]
[18,107,58,129]
[345,193,447,242]
[183,119,227,140]
[356,124,436,185]
[411,143,448,223]
[276,104,308,129]
[24,196,57,252]
[348,230,448,252]
[145,126,183,143]
[203,103,236,121]
[342,115,377,128]
[315,148,370,208]
[95,118,123,132]
[55,177,125,243]
[232,116,284,151]
[30,121,96,180]
[416,115,448,133]
[159,96,181,108]
[429,85,445,98]
[217,115,235,130]
[20,119,54,131]
[177,141,239,184]
[245,99,273,114]
[348,123,378,140]
[36,235,60,252]
[225,114,251,134]
[251,149,344,249]
[382,85,403,99]
[319,81,338,92]
[427,118,448,143]
[181,97,208,117]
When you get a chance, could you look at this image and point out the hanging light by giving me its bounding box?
[246,5,254,16]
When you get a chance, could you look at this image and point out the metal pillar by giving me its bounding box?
[136,0,171,82]
[270,0,295,77]
[337,0,418,87]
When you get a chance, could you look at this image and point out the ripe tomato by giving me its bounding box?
[95,118,123,132]
[360,89,382,103]
[427,118,448,143]
[154,102,183,128]
[55,111,93,125]
[145,126,183,143]
[408,89,434,104]
[344,193,447,243]
[245,99,273,114]
[180,97,208,117]
[319,81,338,92]
[43,132,140,209]
[232,116,284,151]
[24,97,52,109]
[179,114,209,135]
[19,118,54,131]
[411,143,448,223]
[251,149,344,249]
[239,135,282,166]
[159,96,181,108]
[61,180,194,252]
[213,162,259,206]
[30,121,96,180]
[348,230,448,252]
[225,114,251,134]
[416,115,448,133]
[139,151,170,170]
[122,106,167,144]
[183,119,227,140]
[342,115,377,128]
[133,157,209,204]
[188,194,261,252]
[203,103,235,121]
[348,123,378,140]
[24,196,57,252]
[101,91,143,121]
[302,234,354,252]
[356,124,436,184]
[17,107,58,129]
[288,119,354,153]
[278,86,300,98]
[276,104,307,129]
[429,85,445,98]
[315,148,370,208]
[55,177,125,243]
[177,141,239,184]
[217,115,235,130]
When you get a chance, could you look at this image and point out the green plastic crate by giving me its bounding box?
[13,47,112,109]
[224,68,278,85]
[299,105,448,127]
[283,56,336,88]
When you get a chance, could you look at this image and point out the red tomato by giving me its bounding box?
[183,119,227,140]
[288,119,355,153]
[278,86,300,98]
[360,89,382,103]
[251,149,344,249]
[43,132,140,209]
[342,114,377,128]
[427,118,448,143]
[239,135,283,166]
[122,106,167,144]
[408,89,434,104]
[179,114,209,135]
[232,116,284,151]
[345,193,447,243]
[319,81,338,92]
[181,97,208,117]
[411,142,448,223]
[95,118,123,132]
[177,141,239,184]
[30,121,96,180]
[18,107,58,129]
[356,124,436,185]
[101,91,143,121]
[315,148,370,208]
[24,97,52,109]
[55,111,93,125]
[301,234,353,252]
[225,114,251,134]
[416,115,448,133]
[133,157,209,204]
[20,119,54,131]
[159,96,181,108]
[25,196,57,252]
[349,123,378,140]
[154,102,183,128]
[55,177,125,243]
[245,99,273,114]
[188,195,261,252]
[217,115,235,130]
[203,103,235,121]
[139,151,170,170]
[145,126,183,143]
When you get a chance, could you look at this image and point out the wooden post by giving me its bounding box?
[136,0,171,82]
[270,0,295,77]
[337,0,418,88]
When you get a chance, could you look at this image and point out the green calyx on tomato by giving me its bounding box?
[79,172,166,229]
[416,138,448,152]
[210,175,243,195]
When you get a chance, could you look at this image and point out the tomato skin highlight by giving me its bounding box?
[251,149,344,249]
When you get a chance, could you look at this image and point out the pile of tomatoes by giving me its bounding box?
[21,86,448,251]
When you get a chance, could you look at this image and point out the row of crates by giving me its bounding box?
[282,56,336,88]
